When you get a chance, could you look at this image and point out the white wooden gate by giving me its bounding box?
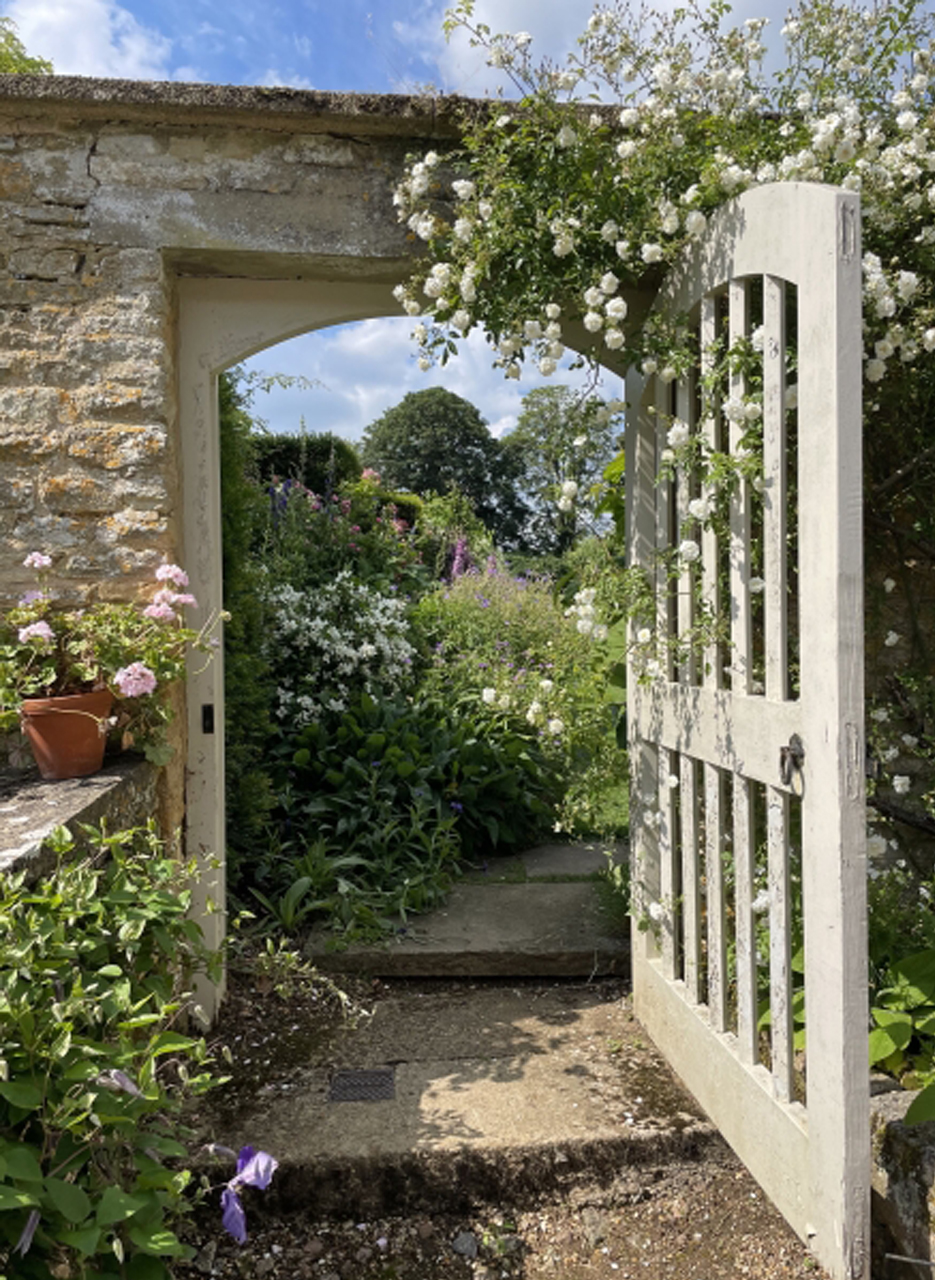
[625,183,868,1280]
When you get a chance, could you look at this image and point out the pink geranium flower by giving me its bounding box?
[17,621,54,644]
[143,602,177,622]
[114,662,157,698]
[155,563,189,588]
[23,551,52,570]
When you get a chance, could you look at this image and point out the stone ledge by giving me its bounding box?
[872,1081,935,1274]
[0,755,160,882]
[0,74,471,138]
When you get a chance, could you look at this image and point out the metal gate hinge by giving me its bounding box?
[780,734,804,790]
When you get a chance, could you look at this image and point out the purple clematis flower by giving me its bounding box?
[14,1208,40,1258]
[220,1145,278,1245]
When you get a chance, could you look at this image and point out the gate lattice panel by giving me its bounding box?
[625,183,868,1280]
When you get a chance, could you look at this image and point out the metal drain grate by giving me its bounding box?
[328,1067,396,1103]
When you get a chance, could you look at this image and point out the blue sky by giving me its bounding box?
[7,0,790,440]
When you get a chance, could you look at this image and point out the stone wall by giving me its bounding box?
[0,76,460,605]
[0,75,462,833]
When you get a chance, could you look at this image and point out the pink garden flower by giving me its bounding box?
[17,621,54,644]
[114,662,158,698]
[143,602,177,622]
[23,552,52,570]
[155,563,189,588]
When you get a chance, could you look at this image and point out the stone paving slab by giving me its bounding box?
[306,881,628,977]
[221,982,719,1219]
[518,840,625,879]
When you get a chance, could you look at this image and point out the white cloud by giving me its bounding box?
[259,68,315,89]
[240,317,619,443]
[7,0,173,78]
[391,0,600,96]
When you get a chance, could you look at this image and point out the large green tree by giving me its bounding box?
[0,16,51,72]
[501,386,620,555]
[360,386,528,547]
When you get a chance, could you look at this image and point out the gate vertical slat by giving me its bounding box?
[705,763,727,1030]
[681,754,701,1001]
[699,296,721,689]
[729,280,752,694]
[676,378,695,686]
[763,275,788,700]
[733,772,757,1064]
[768,785,794,1101]
[655,381,674,682]
[659,746,678,979]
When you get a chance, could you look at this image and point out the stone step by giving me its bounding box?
[305,842,630,979]
[209,979,722,1222]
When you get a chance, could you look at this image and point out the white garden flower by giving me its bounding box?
[561,480,579,499]
[648,900,665,922]
[482,686,497,704]
[583,311,604,332]
[667,420,691,447]
[883,577,896,592]
[685,210,707,238]
[679,539,701,563]
[637,628,652,644]
[547,718,565,735]
[893,775,911,795]
[556,125,577,148]
[752,889,771,915]
[688,496,712,521]
[557,496,573,513]
[452,179,475,200]
[600,271,620,294]
[605,329,625,349]
[539,357,558,376]
[641,243,664,263]
[885,630,900,646]
[606,297,628,321]
[539,678,554,692]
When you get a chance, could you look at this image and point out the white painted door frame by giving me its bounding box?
[177,277,399,1017]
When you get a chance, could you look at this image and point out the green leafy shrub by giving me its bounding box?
[412,567,623,834]
[241,692,558,935]
[251,430,362,493]
[0,823,221,1279]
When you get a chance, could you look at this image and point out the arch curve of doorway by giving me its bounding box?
[177,276,400,1006]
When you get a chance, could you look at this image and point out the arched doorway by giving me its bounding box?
[177,275,400,1008]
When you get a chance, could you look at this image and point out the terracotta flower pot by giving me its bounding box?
[20,689,113,780]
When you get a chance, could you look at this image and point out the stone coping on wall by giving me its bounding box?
[0,756,160,883]
[0,73,472,137]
